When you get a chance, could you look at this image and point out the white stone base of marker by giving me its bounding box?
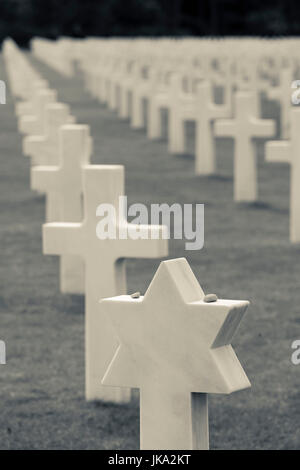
[131,92,144,129]
[140,388,209,450]
[108,80,118,111]
[43,165,168,402]
[196,120,215,175]
[266,109,300,243]
[168,110,185,154]
[168,75,185,154]
[119,87,130,119]
[147,97,162,140]
[147,84,168,141]
[215,91,275,202]
[101,258,250,449]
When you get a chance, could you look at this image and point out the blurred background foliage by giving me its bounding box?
[0,0,299,47]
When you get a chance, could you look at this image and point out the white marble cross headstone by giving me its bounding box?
[18,89,57,136]
[215,91,275,202]
[195,81,231,175]
[43,165,168,402]
[118,61,139,120]
[130,65,155,130]
[147,70,170,141]
[15,79,49,118]
[32,125,91,293]
[23,103,75,166]
[167,73,187,155]
[266,67,293,139]
[266,108,300,242]
[165,75,231,175]
[101,257,250,450]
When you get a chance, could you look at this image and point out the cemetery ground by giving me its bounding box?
[0,52,299,450]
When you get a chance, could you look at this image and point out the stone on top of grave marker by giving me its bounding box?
[101,257,250,450]
[43,165,168,402]
[32,124,91,293]
[215,91,275,202]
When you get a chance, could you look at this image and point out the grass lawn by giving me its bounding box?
[0,51,299,449]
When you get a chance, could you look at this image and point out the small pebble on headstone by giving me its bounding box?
[203,293,218,303]
[131,292,141,299]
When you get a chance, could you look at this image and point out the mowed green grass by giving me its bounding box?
[0,51,299,450]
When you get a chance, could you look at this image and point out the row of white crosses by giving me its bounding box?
[62,36,300,234]
[80,47,235,174]
[31,36,300,121]
[6,44,169,402]
[76,40,291,128]
[83,58,275,203]
[109,70,276,202]
[5,39,251,449]
[32,38,294,203]
[3,40,86,292]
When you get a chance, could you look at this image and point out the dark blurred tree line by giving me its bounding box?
[1,0,300,47]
